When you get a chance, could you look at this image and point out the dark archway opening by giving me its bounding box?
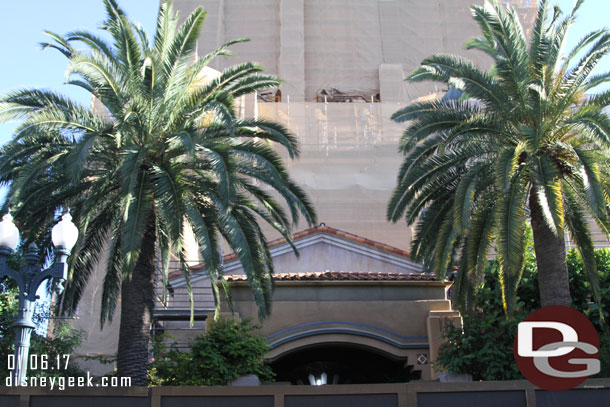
[270,344,421,385]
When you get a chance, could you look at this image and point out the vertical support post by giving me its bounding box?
[404,392,417,407]
[426,310,462,379]
[525,388,536,407]
[12,295,35,386]
[19,393,29,407]
[404,383,417,407]
[279,0,306,101]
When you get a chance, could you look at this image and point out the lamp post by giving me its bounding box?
[0,212,78,386]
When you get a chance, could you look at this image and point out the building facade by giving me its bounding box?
[71,0,539,380]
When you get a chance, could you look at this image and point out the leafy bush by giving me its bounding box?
[149,318,274,386]
[437,308,524,380]
[437,247,610,380]
[436,260,529,380]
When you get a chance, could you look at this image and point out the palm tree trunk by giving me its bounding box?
[117,211,156,386]
[529,192,571,307]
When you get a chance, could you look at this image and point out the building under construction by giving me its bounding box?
[73,0,543,383]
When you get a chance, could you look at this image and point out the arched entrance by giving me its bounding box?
[270,343,421,385]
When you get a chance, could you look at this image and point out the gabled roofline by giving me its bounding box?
[169,224,420,286]
[268,223,412,259]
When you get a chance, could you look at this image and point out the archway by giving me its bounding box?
[270,343,421,385]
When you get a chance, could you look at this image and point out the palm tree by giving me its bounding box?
[0,0,316,385]
[387,0,610,313]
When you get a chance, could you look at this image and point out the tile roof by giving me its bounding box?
[171,224,413,279]
[221,223,412,262]
[225,271,437,282]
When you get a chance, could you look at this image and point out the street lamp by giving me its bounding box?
[0,212,78,386]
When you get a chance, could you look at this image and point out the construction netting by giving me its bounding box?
[178,0,538,102]
[169,0,538,251]
[256,101,414,251]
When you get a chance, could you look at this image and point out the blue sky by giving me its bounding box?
[0,0,608,146]
[0,1,158,145]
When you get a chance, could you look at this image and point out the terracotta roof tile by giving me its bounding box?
[264,224,412,259]
[170,224,413,279]
[225,271,436,282]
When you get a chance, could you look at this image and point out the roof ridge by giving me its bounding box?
[170,225,414,280]
[265,223,412,259]
[225,270,437,282]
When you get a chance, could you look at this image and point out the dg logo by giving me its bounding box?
[513,305,600,391]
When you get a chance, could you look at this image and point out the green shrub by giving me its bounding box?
[437,310,524,380]
[436,260,529,381]
[437,247,610,380]
[149,318,274,386]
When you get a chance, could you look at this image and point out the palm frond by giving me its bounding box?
[496,173,528,313]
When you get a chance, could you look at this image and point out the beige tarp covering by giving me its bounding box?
[256,100,414,250]
[169,0,538,250]
[176,0,537,102]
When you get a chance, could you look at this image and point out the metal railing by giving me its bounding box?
[152,260,216,350]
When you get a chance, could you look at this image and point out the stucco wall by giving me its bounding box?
[173,232,425,304]
[218,280,453,380]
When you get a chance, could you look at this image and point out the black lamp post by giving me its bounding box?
[0,212,78,386]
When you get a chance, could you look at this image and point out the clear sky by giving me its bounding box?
[0,1,159,145]
[0,0,608,147]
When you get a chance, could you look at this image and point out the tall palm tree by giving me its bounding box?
[387,0,610,313]
[0,0,316,385]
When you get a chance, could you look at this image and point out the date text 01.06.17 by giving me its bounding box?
[7,354,70,371]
